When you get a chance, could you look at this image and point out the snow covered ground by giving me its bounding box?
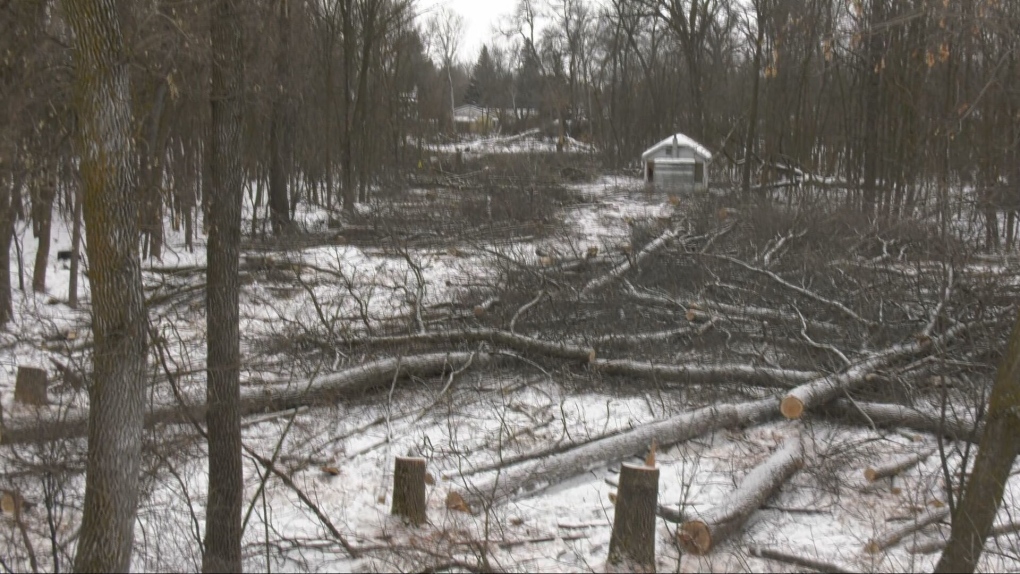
[1,175,1019,573]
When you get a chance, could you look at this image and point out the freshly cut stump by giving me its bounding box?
[391,457,427,526]
[608,463,659,572]
[14,366,48,406]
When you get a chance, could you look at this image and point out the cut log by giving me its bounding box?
[679,434,804,555]
[594,359,817,389]
[780,322,969,419]
[391,457,427,526]
[747,546,856,574]
[582,227,684,294]
[864,447,936,482]
[822,400,982,443]
[14,367,48,406]
[607,463,659,571]
[864,507,949,554]
[456,397,778,513]
[1,352,487,445]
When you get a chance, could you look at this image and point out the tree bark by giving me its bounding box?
[0,176,18,325]
[268,0,291,234]
[203,0,244,571]
[63,0,149,571]
[68,182,83,309]
[866,507,948,554]
[608,463,659,571]
[679,434,803,555]
[936,309,1020,573]
[31,174,55,293]
[457,397,778,512]
[391,457,427,526]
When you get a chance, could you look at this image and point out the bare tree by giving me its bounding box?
[203,0,245,570]
[427,6,465,134]
[62,0,149,570]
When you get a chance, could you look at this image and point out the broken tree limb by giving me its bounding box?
[821,400,983,443]
[747,545,856,574]
[779,322,970,419]
[581,227,685,295]
[1,352,487,445]
[864,447,937,482]
[678,434,804,555]
[864,507,949,554]
[455,397,779,513]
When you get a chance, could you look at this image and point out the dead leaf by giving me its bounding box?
[608,492,617,505]
[320,465,340,476]
[445,491,470,513]
[424,472,435,486]
[645,439,657,468]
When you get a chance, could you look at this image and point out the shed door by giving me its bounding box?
[694,162,704,184]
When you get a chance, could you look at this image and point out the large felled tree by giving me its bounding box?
[203,0,245,571]
[62,0,149,571]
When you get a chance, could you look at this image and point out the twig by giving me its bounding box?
[509,289,545,334]
[748,545,856,574]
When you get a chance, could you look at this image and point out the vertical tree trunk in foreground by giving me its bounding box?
[63,0,149,571]
[391,457,427,526]
[608,463,659,571]
[936,309,1020,573]
[203,0,244,571]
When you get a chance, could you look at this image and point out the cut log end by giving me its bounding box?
[864,540,881,554]
[588,349,597,363]
[678,520,712,555]
[780,396,804,419]
[864,468,879,482]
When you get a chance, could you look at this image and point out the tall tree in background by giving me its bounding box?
[427,6,465,133]
[62,0,149,570]
[269,0,293,234]
[203,0,245,570]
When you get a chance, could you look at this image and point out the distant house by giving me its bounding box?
[642,133,712,191]
[453,104,497,134]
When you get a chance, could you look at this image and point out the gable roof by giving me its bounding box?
[641,133,712,162]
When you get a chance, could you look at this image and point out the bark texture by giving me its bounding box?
[63,0,149,570]
[391,457,427,526]
[608,464,659,571]
[936,310,1020,573]
[203,0,245,571]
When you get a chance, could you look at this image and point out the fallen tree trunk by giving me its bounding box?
[821,400,983,443]
[1,352,487,445]
[780,322,969,419]
[679,433,804,555]
[909,521,1020,555]
[594,359,818,389]
[864,447,936,482]
[581,227,684,295]
[864,507,949,554]
[347,328,595,363]
[455,397,779,513]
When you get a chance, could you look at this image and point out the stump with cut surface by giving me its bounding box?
[391,457,427,526]
[608,463,659,572]
[14,366,48,406]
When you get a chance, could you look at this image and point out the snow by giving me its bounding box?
[1,175,1019,573]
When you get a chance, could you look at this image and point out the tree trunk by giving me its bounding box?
[935,309,1020,573]
[202,0,244,571]
[742,10,765,195]
[68,182,83,309]
[391,457,427,526]
[31,175,55,293]
[268,0,291,234]
[608,463,659,571]
[0,177,18,325]
[63,0,149,571]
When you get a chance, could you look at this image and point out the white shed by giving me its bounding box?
[641,133,712,191]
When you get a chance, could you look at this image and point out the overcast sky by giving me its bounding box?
[416,0,519,62]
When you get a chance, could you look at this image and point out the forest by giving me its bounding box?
[1,0,1020,572]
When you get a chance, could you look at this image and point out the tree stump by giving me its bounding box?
[391,457,427,526]
[14,366,48,406]
[608,463,659,572]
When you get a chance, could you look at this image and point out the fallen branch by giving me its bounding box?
[594,359,818,389]
[864,447,936,482]
[1,352,487,445]
[679,433,804,555]
[748,545,856,574]
[821,400,982,443]
[581,227,684,295]
[780,322,970,419]
[909,521,1020,554]
[864,507,949,554]
[455,397,779,513]
[348,328,595,363]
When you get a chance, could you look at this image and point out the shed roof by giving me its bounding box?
[641,133,712,162]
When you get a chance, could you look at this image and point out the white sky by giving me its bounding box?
[417,0,519,62]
